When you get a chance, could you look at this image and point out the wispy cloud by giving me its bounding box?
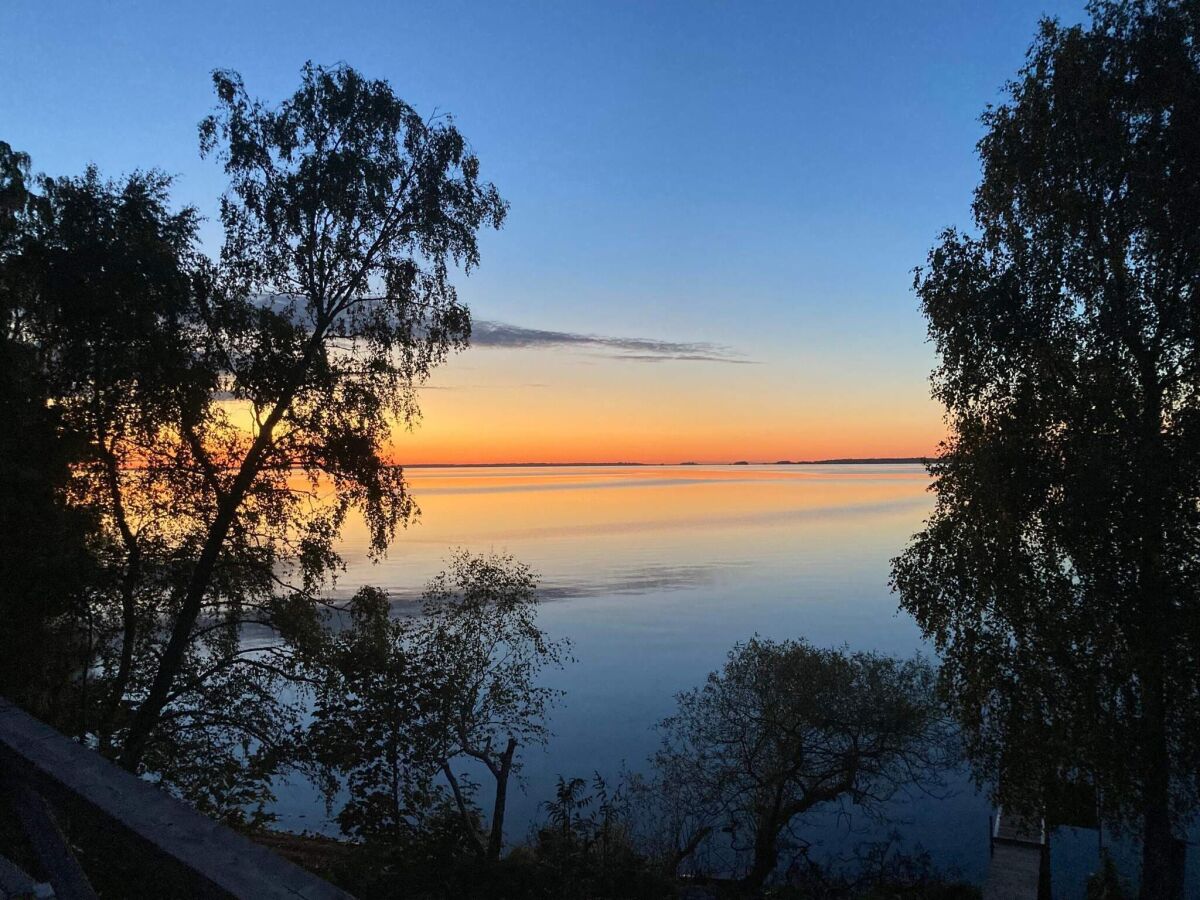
[471,320,754,364]
[423,382,550,391]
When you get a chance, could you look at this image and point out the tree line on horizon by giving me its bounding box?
[3,1,1200,898]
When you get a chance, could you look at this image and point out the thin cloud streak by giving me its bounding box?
[422,382,551,391]
[471,320,754,364]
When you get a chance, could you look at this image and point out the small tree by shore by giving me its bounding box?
[647,638,955,893]
[308,552,570,861]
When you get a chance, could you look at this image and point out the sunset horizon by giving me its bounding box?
[385,326,947,465]
[6,1,1000,476]
[9,1,1195,896]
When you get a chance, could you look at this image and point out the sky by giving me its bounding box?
[2,0,1089,463]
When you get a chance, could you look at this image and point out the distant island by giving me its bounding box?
[397,458,929,468]
[789,457,928,465]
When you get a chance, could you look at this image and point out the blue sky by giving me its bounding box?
[2,1,1090,461]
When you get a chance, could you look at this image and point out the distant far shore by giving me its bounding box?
[399,458,929,468]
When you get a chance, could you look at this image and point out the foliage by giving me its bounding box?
[1086,852,1130,900]
[115,60,506,771]
[647,637,954,892]
[526,772,673,899]
[328,770,671,900]
[541,775,595,842]
[308,553,569,860]
[307,585,453,843]
[0,154,307,819]
[890,2,1200,895]
[0,58,505,818]
[0,142,97,727]
[320,768,974,900]
[760,834,980,900]
[417,551,571,858]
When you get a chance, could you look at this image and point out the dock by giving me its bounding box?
[983,807,1049,900]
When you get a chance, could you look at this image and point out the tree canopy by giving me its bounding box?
[118,61,507,770]
[0,60,507,816]
[891,2,1200,896]
[0,142,97,725]
[650,638,952,892]
[308,553,569,860]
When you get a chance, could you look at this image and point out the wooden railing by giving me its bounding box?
[0,699,353,899]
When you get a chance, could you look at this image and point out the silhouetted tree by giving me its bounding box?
[0,155,300,817]
[307,586,452,845]
[1,60,506,817]
[890,3,1200,896]
[0,142,96,727]
[108,61,507,770]
[2,147,202,736]
[650,638,952,893]
[542,776,593,843]
[309,553,568,860]
[28,167,208,747]
[417,552,569,860]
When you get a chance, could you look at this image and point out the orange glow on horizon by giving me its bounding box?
[386,425,945,467]
[215,347,946,467]
[381,348,946,466]
[335,464,933,556]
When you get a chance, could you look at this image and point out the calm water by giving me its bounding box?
[269,464,1165,895]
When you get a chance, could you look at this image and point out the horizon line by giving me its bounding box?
[392,457,931,469]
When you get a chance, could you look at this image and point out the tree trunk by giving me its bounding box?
[1140,804,1182,900]
[744,843,778,895]
[667,825,713,877]
[1132,382,1183,900]
[487,737,517,860]
[117,502,239,771]
[116,336,321,771]
[97,446,140,753]
[743,815,779,896]
[98,547,139,753]
[442,760,487,857]
[1139,675,1183,900]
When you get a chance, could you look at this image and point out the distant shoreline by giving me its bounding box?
[398,458,929,468]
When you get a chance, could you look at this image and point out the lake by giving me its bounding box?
[269,463,1163,896]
